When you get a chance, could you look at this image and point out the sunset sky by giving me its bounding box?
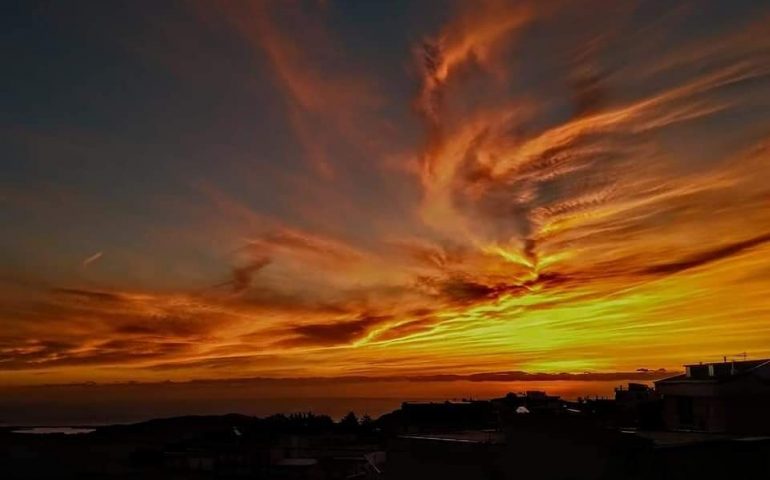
[3,0,770,398]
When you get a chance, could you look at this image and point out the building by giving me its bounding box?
[615,383,654,404]
[386,416,653,479]
[386,431,505,480]
[522,390,562,413]
[615,383,662,429]
[392,401,496,433]
[655,358,770,434]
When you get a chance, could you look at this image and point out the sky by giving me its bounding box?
[2,0,770,403]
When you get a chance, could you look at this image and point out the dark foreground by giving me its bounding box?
[2,388,770,479]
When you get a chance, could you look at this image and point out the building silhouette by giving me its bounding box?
[655,358,770,433]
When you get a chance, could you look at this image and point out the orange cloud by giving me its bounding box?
[416,0,533,123]
[209,1,385,178]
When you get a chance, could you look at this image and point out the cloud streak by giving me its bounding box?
[81,251,103,267]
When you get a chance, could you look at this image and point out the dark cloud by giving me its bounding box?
[643,232,770,276]
[282,314,392,346]
[112,314,209,337]
[418,275,530,304]
[0,339,192,370]
[439,278,497,302]
[528,271,572,289]
[23,369,676,388]
[215,257,271,293]
[51,288,127,303]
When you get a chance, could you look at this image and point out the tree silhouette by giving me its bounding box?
[339,411,359,431]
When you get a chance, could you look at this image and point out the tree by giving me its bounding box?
[359,414,374,433]
[339,411,359,430]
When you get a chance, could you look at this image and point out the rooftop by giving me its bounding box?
[683,359,767,369]
[656,359,770,384]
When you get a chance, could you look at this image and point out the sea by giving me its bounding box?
[0,379,628,427]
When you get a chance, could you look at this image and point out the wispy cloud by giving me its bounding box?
[81,251,103,268]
